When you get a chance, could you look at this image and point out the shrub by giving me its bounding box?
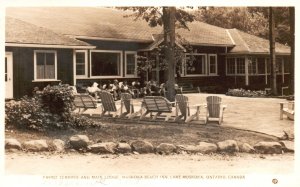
[39,84,74,116]
[5,84,102,131]
[226,88,267,97]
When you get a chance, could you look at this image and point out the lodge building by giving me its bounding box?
[5,7,291,98]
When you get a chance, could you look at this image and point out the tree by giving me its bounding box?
[118,7,194,101]
[269,7,277,95]
[289,7,295,95]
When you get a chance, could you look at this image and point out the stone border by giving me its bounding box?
[5,136,294,155]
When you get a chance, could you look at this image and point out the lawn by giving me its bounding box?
[5,93,293,147]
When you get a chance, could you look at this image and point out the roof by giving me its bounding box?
[5,7,290,54]
[5,16,93,48]
[227,29,290,54]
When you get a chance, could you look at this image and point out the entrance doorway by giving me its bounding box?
[5,52,13,99]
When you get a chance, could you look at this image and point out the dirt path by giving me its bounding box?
[5,152,294,175]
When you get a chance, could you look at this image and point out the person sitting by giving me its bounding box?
[86,82,101,100]
[112,79,120,100]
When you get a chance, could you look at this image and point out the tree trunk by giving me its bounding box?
[269,7,277,95]
[163,7,176,101]
[289,7,295,95]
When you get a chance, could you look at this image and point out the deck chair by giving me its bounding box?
[140,96,175,121]
[206,96,227,125]
[280,101,294,120]
[119,93,140,118]
[100,91,122,117]
[175,94,203,123]
[73,94,98,114]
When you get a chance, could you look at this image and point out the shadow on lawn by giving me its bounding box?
[5,119,279,147]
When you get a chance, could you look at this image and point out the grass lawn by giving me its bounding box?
[5,93,293,147]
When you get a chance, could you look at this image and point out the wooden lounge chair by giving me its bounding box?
[206,96,227,125]
[280,101,294,120]
[175,94,203,123]
[120,93,142,118]
[73,94,98,114]
[100,91,122,117]
[140,96,175,121]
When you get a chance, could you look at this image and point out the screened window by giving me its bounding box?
[236,58,245,74]
[208,54,217,75]
[125,52,137,77]
[248,58,257,75]
[186,54,206,75]
[266,58,271,73]
[35,51,56,80]
[226,58,235,74]
[257,58,266,74]
[91,51,122,77]
[276,57,282,73]
[76,51,87,77]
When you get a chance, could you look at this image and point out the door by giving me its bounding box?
[5,52,13,98]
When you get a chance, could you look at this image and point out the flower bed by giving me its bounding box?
[226,88,267,97]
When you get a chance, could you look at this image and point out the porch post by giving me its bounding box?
[73,49,76,86]
[245,56,249,86]
[282,58,284,83]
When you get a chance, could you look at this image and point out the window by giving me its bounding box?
[257,58,266,74]
[75,50,87,77]
[248,57,257,75]
[236,58,245,74]
[226,58,235,74]
[186,54,206,75]
[125,52,137,77]
[266,58,271,73]
[90,50,122,77]
[276,57,282,73]
[284,58,290,73]
[34,50,57,80]
[208,54,217,75]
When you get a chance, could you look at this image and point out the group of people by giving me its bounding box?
[86,79,177,100]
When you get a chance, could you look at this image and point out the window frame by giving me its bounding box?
[75,50,88,78]
[89,50,123,78]
[125,51,137,78]
[33,50,57,81]
[208,54,218,75]
[226,57,236,75]
[184,53,207,77]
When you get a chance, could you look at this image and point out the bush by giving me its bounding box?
[39,84,74,115]
[5,84,102,131]
[226,88,267,97]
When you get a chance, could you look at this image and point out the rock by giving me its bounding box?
[69,135,89,150]
[52,139,65,152]
[279,141,294,153]
[217,140,239,153]
[116,143,132,153]
[156,143,177,154]
[239,143,255,153]
[88,142,117,154]
[197,142,218,154]
[5,138,22,150]
[177,145,200,153]
[253,142,282,154]
[131,140,154,154]
[23,139,48,152]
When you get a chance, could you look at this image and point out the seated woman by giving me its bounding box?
[86,82,101,100]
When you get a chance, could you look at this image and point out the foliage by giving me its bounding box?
[226,88,267,97]
[39,84,74,116]
[5,84,101,131]
[118,7,195,29]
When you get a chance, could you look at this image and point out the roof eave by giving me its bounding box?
[5,42,96,49]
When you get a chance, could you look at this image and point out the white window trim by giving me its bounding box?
[236,57,246,75]
[125,51,138,78]
[226,57,236,76]
[34,50,57,81]
[75,50,88,78]
[89,50,123,78]
[184,53,207,77]
[208,54,218,75]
